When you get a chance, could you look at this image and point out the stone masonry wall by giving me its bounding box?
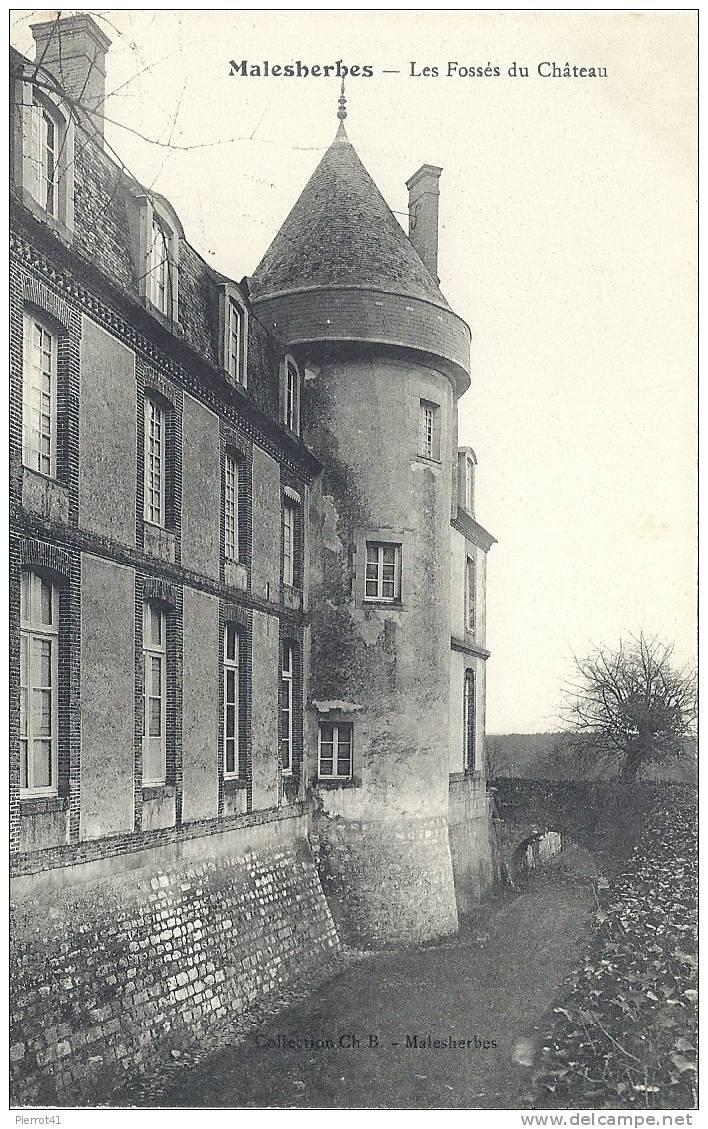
[447,775,494,916]
[10,811,339,1106]
[311,812,458,949]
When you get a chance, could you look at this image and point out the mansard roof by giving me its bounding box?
[250,125,451,309]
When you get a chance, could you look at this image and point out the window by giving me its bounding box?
[464,670,476,772]
[218,286,248,385]
[30,95,58,217]
[22,311,56,477]
[365,542,401,602]
[318,722,353,780]
[144,396,165,526]
[281,356,301,435]
[466,555,476,635]
[419,399,440,461]
[224,623,241,778]
[148,217,171,315]
[12,76,74,232]
[19,572,58,795]
[465,456,475,513]
[458,448,477,515]
[282,500,296,588]
[280,642,294,774]
[225,453,239,562]
[228,299,244,383]
[128,194,181,320]
[142,601,166,785]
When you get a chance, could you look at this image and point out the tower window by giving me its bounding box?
[419,399,440,461]
[318,721,353,780]
[22,311,57,478]
[223,623,242,779]
[280,641,294,774]
[20,571,58,795]
[464,669,476,773]
[365,542,401,602]
[281,356,301,435]
[142,601,166,785]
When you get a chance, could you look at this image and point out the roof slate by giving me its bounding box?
[251,128,451,309]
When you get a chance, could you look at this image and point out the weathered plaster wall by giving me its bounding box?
[250,609,279,811]
[181,587,219,823]
[181,393,220,580]
[79,556,134,840]
[10,811,339,1106]
[251,446,281,602]
[448,650,487,776]
[79,317,136,545]
[450,527,487,646]
[303,353,461,943]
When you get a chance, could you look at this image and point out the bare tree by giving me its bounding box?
[560,632,696,783]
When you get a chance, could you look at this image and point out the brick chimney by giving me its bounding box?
[31,14,111,145]
[406,164,442,283]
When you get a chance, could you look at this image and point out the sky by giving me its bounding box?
[10,10,697,732]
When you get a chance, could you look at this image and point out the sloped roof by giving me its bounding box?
[251,125,451,310]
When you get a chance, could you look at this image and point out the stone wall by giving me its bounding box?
[10,809,339,1106]
[447,774,494,916]
[311,811,458,948]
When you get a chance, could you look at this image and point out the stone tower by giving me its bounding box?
[250,107,474,947]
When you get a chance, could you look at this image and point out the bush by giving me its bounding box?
[530,785,697,1109]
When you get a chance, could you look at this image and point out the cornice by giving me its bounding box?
[451,509,497,552]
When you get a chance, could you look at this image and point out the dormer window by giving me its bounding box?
[465,457,475,513]
[219,286,248,387]
[280,355,301,436]
[30,94,58,217]
[127,193,181,323]
[11,72,74,233]
[148,216,170,314]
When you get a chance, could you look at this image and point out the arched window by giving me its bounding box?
[12,72,75,232]
[20,571,59,795]
[458,447,477,515]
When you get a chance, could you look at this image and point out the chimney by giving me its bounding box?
[406,164,442,282]
[31,14,111,145]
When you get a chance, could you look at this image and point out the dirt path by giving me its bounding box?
[131,863,596,1109]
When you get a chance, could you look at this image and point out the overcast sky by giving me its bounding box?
[11,10,697,732]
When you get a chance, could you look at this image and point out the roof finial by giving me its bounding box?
[337,77,347,122]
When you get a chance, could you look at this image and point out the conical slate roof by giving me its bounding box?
[251,125,451,309]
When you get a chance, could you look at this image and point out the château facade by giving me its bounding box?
[10,15,495,1104]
